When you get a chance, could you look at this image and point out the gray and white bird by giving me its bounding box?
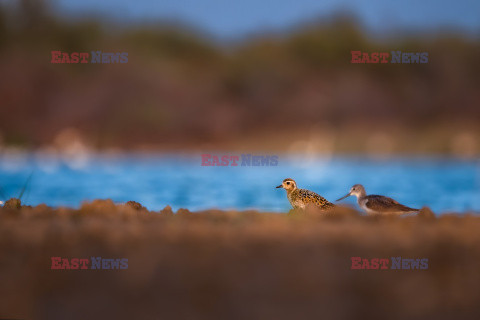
[336,184,419,215]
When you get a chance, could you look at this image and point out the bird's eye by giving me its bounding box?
[286,182,290,185]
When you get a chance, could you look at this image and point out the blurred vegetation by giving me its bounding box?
[0,1,479,155]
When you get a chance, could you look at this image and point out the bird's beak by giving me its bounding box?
[336,192,351,201]
[276,185,283,189]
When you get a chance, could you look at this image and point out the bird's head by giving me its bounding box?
[276,178,297,192]
[337,184,366,201]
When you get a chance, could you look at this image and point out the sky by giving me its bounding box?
[51,0,480,39]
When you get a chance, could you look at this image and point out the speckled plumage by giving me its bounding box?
[289,188,335,210]
[276,178,334,210]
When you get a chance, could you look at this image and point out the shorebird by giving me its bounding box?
[336,184,419,215]
[276,178,334,210]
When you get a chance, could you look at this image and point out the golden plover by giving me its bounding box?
[276,178,334,210]
[336,184,419,215]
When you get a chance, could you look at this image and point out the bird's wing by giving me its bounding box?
[300,189,334,208]
[365,195,416,212]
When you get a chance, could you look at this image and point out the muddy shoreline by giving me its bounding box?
[1,199,479,320]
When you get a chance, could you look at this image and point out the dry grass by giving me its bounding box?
[0,199,479,320]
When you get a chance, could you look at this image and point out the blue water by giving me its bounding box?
[1,153,479,214]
